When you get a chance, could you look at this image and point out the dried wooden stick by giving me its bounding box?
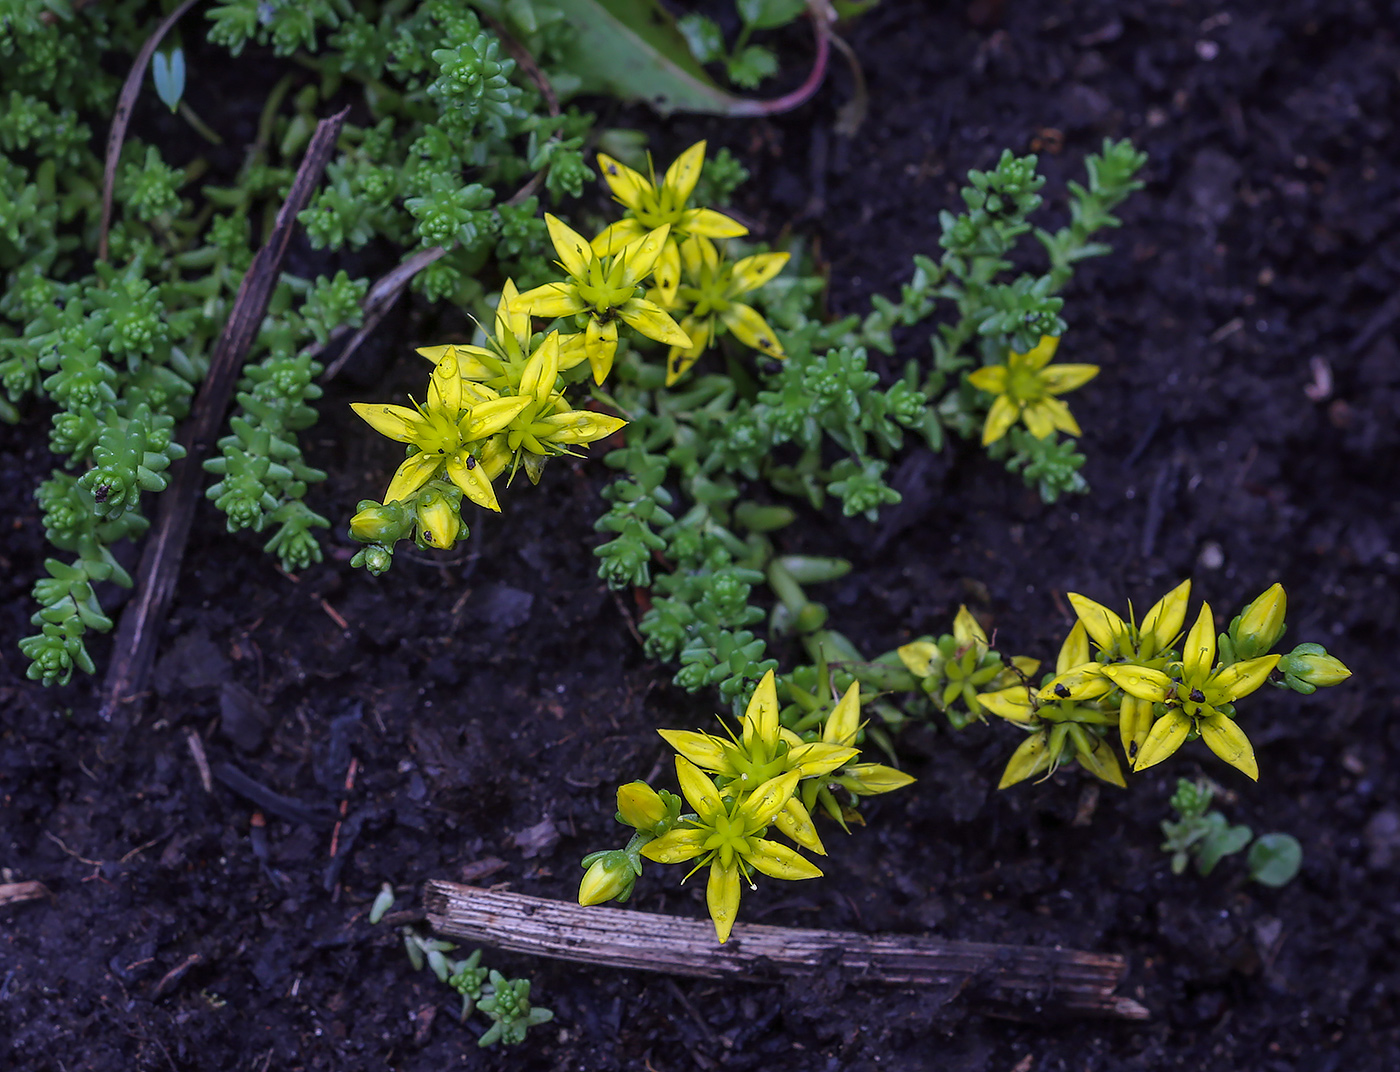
[99,107,350,724]
[424,881,1149,1021]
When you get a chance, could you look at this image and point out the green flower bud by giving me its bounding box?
[1282,643,1352,693]
[351,544,394,576]
[1231,583,1287,659]
[577,851,636,906]
[616,781,667,831]
[349,500,409,543]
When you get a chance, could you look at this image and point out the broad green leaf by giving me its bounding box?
[1248,833,1302,887]
[738,0,809,31]
[551,0,760,115]
[727,45,778,90]
[677,13,725,64]
[152,48,185,112]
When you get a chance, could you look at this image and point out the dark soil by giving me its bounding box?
[4,0,1399,1069]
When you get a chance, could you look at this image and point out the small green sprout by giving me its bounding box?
[1161,778,1303,886]
[368,883,395,924]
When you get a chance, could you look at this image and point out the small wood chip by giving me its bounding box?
[0,881,51,907]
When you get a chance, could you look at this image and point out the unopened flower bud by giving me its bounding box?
[349,500,408,543]
[1282,643,1352,693]
[577,851,635,906]
[1232,583,1287,658]
[616,781,667,831]
[415,489,462,549]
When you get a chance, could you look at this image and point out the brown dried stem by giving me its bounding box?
[99,108,350,724]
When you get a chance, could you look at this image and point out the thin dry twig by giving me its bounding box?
[100,108,350,724]
[424,881,1150,1021]
[98,0,204,262]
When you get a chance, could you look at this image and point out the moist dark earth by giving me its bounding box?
[4,0,1399,1068]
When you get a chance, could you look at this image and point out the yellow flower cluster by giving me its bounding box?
[351,142,790,552]
[900,582,1351,789]
[582,670,913,943]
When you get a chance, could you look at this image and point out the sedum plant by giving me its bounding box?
[900,581,1351,789]
[5,0,649,684]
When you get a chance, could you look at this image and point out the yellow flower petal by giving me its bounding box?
[514,281,587,319]
[595,153,649,212]
[1014,335,1060,370]
[497,279,529,340]
[839,763,914,795]
[1118,694,1154,763]
[1068,725,1126,788]
[737,770,800,829]
[1040,363,1099,395]
[662,140,706,205]
[1182,603,1217,683]
[706,860,742,944]
[1198,715,1259,780]
[730,251,789,294]
[462,395,531,439]
[1101,663,1173,702]
[415,343,454,364]
[976,686,1036,724]
[557,331,590,372]
[748,836,824,881]
[998,730,1053,789]
[787,741,859,779]
[448,345,499,382]
[896,640,938,677]
[1042,395,1082,437]
[665,315,710,385]
[1038,663,1111,703]
[1068,593,1128,655]
[1056,620,1091,675]
[681,206,748,239]
[658,729,729,773]
[445,452,500,512]
[584,316,619,384]
[718,302,784,357]
[544,213,594,279]
[639,827,708,864]
[981,394,1020,445]
[534,409,627,447]
[519,333,561,404]
[619,297,691,347]
[675,756,723,818]
[822,681,862,746]
[773,798,826,855]
[352,402,423,443]
[1139,579,1191,658]
[1209,654,1281,703]
[617,224,671,288]
[383,452,442,503]
[1022,399,1061,439]
[653,240,682,306]
[1132,711,1191,772]
[952,605,988,651]
[590,217,648,257]
[742,670,781,748]
[966,365,1008,394]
